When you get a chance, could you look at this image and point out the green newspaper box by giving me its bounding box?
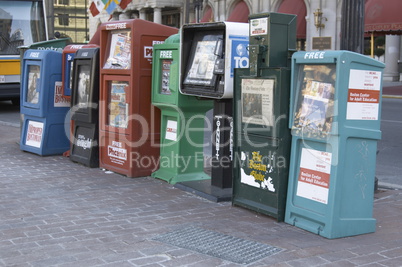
[151,34,213,184]
[285,50,385,238]
[232,13,296,221]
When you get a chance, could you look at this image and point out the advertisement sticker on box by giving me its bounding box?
[297,148,332,204]
[346,69,381,120]
[165,120,177,141]
[26,121,44,148]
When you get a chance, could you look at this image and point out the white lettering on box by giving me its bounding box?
[234,56,249,68]
[30,52,40,58]
[144,46,153,58]
[160,50,172,58]
[70,45,84,49]
[112,141,122,148]
[304,51,325,60]
[106,23,127,30]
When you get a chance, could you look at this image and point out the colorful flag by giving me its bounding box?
[89,0,105,17]
[104,0,121,14]
[119,0,132,10]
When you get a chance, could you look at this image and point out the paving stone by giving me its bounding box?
[0,126,402,266]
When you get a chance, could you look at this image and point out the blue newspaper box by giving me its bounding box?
[285,50,385,238]
[20,49,70,155]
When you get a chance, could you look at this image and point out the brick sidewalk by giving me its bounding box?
[1,124,402,266]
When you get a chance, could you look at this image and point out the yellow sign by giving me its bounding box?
[0,59,20,75]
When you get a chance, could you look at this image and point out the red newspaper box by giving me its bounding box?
[99,19,178,177]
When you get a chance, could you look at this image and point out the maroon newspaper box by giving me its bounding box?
[99,19,178,177]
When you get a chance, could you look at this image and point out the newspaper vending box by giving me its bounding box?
[151,34,213,184]
[99,19,178,177]
[69,47,100,167]
[232,12,296,221]
[285,50,385,238]
[178,22,249,201]
[20,49,70,155]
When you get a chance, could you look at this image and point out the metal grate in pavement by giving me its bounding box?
[153,226,282,264]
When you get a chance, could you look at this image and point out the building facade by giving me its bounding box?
[90,0,343,51]
[86,0,400,81]
[47,0,89,42]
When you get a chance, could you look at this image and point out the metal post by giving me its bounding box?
[340,0,365,53]
[371,32,374,58]
[194,0,202,23]
[184,0,190,24]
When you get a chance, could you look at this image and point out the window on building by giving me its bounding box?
[58,14,69,26]
[162,14,180,28]
[57,0,69,5]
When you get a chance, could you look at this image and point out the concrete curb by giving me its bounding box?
[378,182,402,190]
[382,94,402,99]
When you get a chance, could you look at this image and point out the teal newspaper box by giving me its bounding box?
[20,49,70,156]
[285,50,385,239]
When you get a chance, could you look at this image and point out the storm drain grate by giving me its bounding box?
[153,226,281,264]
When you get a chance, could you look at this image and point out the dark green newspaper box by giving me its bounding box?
[232,13,296,221]
[151,34,213,184]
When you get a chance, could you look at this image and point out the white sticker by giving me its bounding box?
[250,18,268,36]
[54,81,70,107]
[346,69,381,120]
[165,120,177,141]
[25,120,44,148]
[296,148,332,204]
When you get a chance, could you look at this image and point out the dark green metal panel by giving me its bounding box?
[233,68,291,221]
[232,12,295,221]
[248,12,296,72]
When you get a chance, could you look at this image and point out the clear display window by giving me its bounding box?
[26,65,41,104]
[67,57,74,94]
[103,30,131,69]
[183,32,223,87]
[161,59,172,95]
[76,65,90,108]
[108,81,129,128]
[293,64,336,138]
[241,79,274,126]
